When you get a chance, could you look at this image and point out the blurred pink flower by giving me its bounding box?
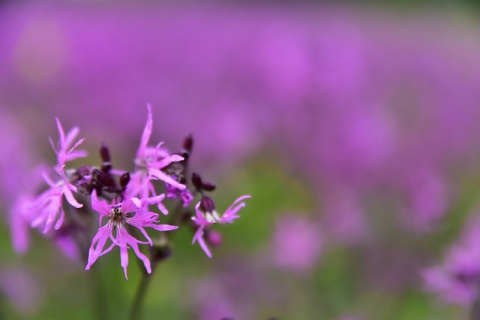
[400,167,449,232]
[423,214,480,305]
[321,188,367,245]
[271,214,322,274]
[30,118,85,233]
[0,267,41,315]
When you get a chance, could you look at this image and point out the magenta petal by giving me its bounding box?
[86,226,112,270]
[54,209,65,230]
[91,191,110,216]
[152,155,184,170]
[119,242,129,279]
[136,104,153,159]
[119,229,152,278]
[157,202,168,215]
[220,195,251,224]
[54,118,66,146]
[122,199,139,215]
[67,137,85,154]
[149,168,186,190]
[63,185,82,208]
[198,235,212,258]
[150,224,178,232]
[194,202,210,226]
[192,227,203,245]
[64,126,80,148]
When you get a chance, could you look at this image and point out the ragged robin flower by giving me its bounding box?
[192,195,251,258]
[30,119,87,233]
[86,191,178,279]
[127,105,186,200]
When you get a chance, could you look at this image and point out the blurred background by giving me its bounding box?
[1,1,480,319]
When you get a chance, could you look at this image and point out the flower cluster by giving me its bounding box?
[11,105,250,279]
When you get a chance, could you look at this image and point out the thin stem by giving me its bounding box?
[89,266,108,320]
[129,198,185,320]
[129,264,158,320]
[167,199,186,226]
[67,205,107,320]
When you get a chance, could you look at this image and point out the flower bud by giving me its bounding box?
[200,196,215,212]
[100,143,111,162]
[119,172,130,190]
[182,134,193,153]
[206,229,222,247]
[192,172,203,190]
[202,181,216,192]
[93,169,116,189]
[150,244,172,263]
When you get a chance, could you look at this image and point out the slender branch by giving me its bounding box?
[89,265,108,320]
[67,205,107,320]
[129,198,185,320]
[129,263,158,320]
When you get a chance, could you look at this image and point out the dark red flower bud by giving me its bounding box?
[182,134,193,153]
[150,245,172,264]
[76,165,91,176]
[200,196,216,212]
[192,172,203,190]
[119,172,130,189]
[202,181,216,192]
[100,143,111,162]
[93,169,115,188]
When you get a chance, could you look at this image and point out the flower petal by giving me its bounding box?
[149,168,186,190]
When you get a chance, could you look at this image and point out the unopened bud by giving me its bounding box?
[100,143,111,162]
[206,229,222,247]
[192,172,203,190]
[200,196,215,212]
[119,172,131,190]
[182,134,193,153]
[150,245,172,263]
[202,181,216,192]
[76,165,91,177]
[93,169,115,188]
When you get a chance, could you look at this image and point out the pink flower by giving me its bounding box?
[86,191,178,279]
[127,105,185,200]
[9,194,36,254]
[166,178,193,207]
[192,195,251,258]
[271,214,322,274]
[49,118,87,174]
[423,214,480,305]
[30,119,86,233]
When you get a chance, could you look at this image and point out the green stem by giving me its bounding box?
[129,263,158,320]
[89,266,108,320]
[129,198,186,320]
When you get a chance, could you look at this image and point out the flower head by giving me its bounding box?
[192,195,251,258]
[49,118,87,174]
[30,119,86,233]
[127,105,186,200]
[86,191,178,279]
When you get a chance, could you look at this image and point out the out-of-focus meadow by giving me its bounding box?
[2,1,480,319]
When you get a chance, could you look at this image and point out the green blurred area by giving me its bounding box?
[1,152,479,320]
